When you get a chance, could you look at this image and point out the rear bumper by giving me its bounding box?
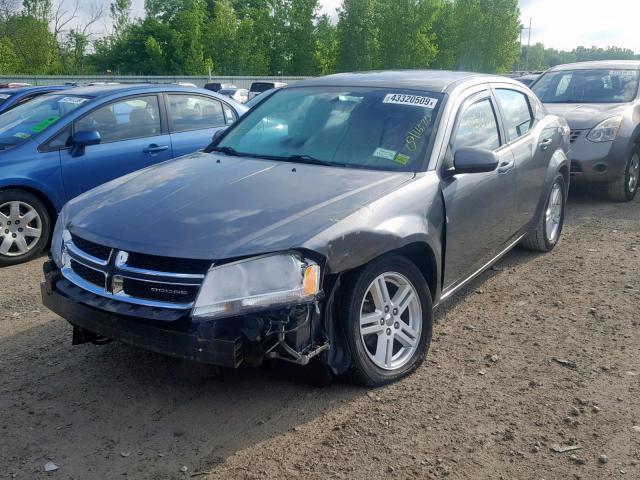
[41,265,243,367]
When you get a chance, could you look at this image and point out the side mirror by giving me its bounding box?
[71,130,101,157]
[452,147,499,174]
[212,127,229,142]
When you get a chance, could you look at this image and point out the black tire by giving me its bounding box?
[0,190,51,267]
[607,147,639,202]
[340,254,433,387]
[521,173,566,252]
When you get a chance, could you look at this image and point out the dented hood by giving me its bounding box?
[65,151,414,259]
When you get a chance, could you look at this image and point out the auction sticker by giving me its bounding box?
[373,147,397,161]
[58,96,89,105]
[383,93,438,109]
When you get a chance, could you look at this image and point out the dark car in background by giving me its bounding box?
[248,81,287,100]
[0,85,69,114]
[0,84,247,266]
[204,82,236,92]
[43,71,570,386]
[532,60,640,201]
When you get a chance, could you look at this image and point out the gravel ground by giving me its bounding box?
[1,186,639,480]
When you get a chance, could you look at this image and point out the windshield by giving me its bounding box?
[217,86,443,171]
[219,89,236,95]
[0,94,90,151]
[533,69,639,103]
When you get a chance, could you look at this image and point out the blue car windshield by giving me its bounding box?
[0,94,90,150]
[217,86,443,171]
[533,69,640,103]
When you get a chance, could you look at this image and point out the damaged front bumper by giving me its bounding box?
[41,261,329,368]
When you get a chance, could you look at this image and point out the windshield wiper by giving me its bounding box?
[208,145,242,156]
[284,154,341,167]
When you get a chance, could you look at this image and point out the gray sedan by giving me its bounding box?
[43,71,570,386]
[532,60,640,201]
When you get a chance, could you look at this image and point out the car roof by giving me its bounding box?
[59,83,208,97]
[548,60,640,72]
[0,85,67,95]
[291,70,517,94]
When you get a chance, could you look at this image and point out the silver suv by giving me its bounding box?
[532,60,640,201]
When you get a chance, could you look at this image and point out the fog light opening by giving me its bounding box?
[594,163,608,173]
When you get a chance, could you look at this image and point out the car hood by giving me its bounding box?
[544,103,628,130]
[66,152,414,260]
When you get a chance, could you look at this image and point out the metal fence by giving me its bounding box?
[0,75,311,89]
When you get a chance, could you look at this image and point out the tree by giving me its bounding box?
[204,0,238,74]
[110,0,132,38]
[336,0,379,72]
[376,0,439,69]
[313,14,337,75]
[286,0,319,75]
[0,36,19,72]
[3,14,58,73]
[22,0,51,23]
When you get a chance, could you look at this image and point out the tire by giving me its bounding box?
[521,173,566,252]
[0,190,51,267]
[607,147,640,202]
[340,254,433,387]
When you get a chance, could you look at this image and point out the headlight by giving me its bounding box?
[587,116,623,143]
[192,253,321,320]
[51,208,70,268]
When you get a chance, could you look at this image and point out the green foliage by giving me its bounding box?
[1,0,639,77]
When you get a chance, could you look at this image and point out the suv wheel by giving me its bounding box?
[341,254,433,386]
[522,173,566,252]
[608,148,639,202]
[0,190,51,267]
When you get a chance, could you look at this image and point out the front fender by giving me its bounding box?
[0,176,66,213]
[303,172,445,296]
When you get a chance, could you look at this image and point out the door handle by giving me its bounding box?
[143,144,169,154]
[497,160,514,173]
[539,138,553,150]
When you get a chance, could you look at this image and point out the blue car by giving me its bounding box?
[0,85,69,114]
[0,84,248,266]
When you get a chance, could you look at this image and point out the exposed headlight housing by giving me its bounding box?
[192,253,321,320]
[587,116,623,143]
[51,208,70,268]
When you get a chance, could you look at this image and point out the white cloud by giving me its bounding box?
[519,0,640,52]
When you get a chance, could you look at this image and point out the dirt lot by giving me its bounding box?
[1,187,639,480]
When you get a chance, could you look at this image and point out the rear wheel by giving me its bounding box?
[607,148,639,202]
[521,173,566,252]
[0,190,51,267]
[341,255,433,386]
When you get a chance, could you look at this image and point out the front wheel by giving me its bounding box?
[607,148,639,202]
[341,254,433,386]
[521,173,566,252]
[0,190,51,267]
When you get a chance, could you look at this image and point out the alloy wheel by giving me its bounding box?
[545,182,563,243]
[359,272,422,371]
[0,201,43,257]
[628,153,639,194]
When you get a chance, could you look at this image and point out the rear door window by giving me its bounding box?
[167,94,227,132]
[495,89,534,141]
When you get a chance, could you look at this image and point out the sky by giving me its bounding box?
[79,0,640,53]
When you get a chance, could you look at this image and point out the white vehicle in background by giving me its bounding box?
[218,87,249,104]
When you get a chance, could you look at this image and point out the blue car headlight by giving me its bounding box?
[192,253,320,320]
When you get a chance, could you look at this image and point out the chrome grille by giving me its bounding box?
[60,233,211,310]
